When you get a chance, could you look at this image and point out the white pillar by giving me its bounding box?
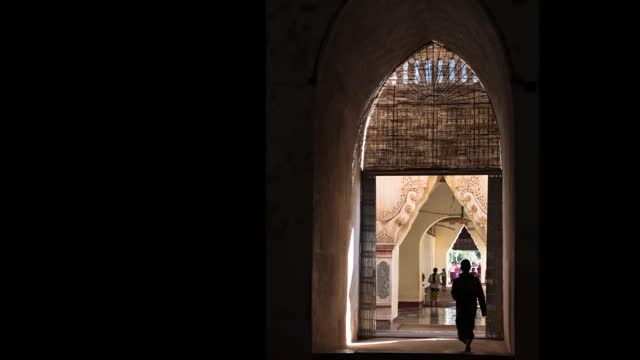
[375,243,400,330]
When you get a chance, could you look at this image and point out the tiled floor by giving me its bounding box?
[398,306,486,326]
[383,285,487,338]
[423,285,458,308]
[347,337,509,355]
[397,285,487,327]
[355,285,501,353]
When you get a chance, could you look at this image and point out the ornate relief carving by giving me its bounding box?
[376,176,428,222]
[445,176,488,237]
[376,176,437,244]
[376,261,390,299]
[376,229,394,243]
[455,176,487,212]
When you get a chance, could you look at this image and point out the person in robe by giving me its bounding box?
[451,259,487,352]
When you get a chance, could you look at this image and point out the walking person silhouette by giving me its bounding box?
[451,259,487,352]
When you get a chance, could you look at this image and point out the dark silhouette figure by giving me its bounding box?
[451,259,487,352]
[428,267,440,307]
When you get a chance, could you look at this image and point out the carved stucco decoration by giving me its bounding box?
[376,176,437,245]
[445,175,487,240]
[376,261,390,299]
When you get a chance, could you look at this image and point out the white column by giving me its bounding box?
[375,243,399,330]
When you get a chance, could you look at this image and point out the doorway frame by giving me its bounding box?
[358,169,503,340]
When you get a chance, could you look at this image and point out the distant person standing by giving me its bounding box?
[450,262,458,283]
[451,260,487,352]
[428,267,441,307]
[440,268,447,292]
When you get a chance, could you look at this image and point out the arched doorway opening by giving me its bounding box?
[311,1,518,355]
[376,175,492,339]
[446,225,485,285]
[358,42,503,343]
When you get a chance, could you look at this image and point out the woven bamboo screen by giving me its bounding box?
[363,42,502,171]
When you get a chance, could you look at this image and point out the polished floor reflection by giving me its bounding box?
[398,306,486,326]
[375,285,488,338]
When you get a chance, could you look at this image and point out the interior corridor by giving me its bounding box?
[377,285,487,338]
